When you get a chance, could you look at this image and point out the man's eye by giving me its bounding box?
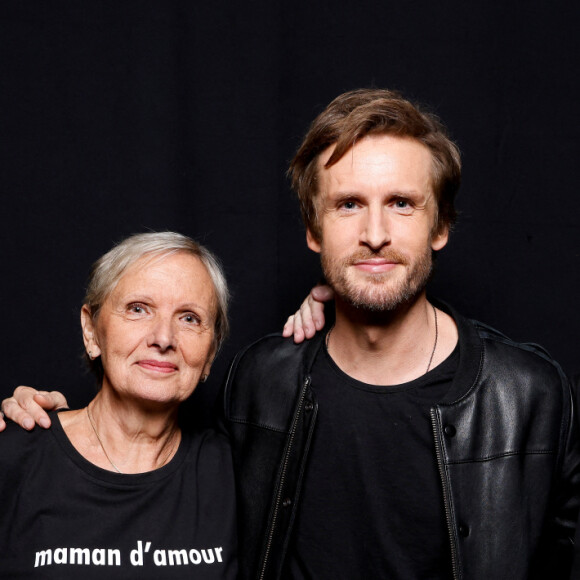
[393,199,414,212]
[341,201,357,210]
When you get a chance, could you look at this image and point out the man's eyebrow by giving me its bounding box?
[328,188,427,199]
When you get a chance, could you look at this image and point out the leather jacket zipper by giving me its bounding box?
[431,407,460,580]
[258,376,311,580]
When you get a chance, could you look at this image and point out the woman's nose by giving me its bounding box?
[147,316,176,351]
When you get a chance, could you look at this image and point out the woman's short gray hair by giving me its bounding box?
[84,232,230,379]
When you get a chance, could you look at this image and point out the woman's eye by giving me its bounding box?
[182,314,200,325]
[128,303,147,314]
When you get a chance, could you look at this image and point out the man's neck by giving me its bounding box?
[328,292,458,386]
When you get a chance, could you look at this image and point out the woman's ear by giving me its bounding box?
[200,342,217,382]
[80,305,101,359]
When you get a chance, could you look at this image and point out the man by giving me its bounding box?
[3,89,580,579]
[219,89,580,579]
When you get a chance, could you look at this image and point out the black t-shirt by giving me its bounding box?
[0,412,237,579]
[285,343,459,579]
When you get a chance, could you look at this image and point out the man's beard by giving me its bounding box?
[321,245,433,312]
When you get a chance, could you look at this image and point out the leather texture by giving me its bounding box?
[219,304,580,580]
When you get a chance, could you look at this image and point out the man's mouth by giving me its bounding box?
[352,258,398,274]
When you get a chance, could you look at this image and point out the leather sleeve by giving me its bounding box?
[566,375,580,578]
[535,374,580,579]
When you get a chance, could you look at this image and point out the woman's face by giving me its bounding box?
[81,252,217,407]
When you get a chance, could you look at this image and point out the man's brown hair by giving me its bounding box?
[288,88,461,242]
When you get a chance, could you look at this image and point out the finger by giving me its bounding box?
[34,391,69,411]
[299,299,316,339]
[311,284,334,302]
[308,295,327,330]
[13,387,56,429]
[292,310,306,344]
[1,398,36,430]
[282,314,295,338]
[13,385,42,405]
[309,285,333,330]
[306,295,326,332]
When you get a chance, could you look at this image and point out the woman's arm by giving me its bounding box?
[282,284,333,343]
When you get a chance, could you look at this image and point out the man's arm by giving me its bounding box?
[569,374,580,577]
[0,387,69,432]
[543,374,580,577]
[0,284,334,430]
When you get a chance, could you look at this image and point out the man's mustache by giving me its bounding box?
[344,249,409,266]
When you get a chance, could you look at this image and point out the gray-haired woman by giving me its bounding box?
[0,232,237,579]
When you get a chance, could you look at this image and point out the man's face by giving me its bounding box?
[307,134,449,311]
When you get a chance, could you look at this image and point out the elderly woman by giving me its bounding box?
[0,232,237,578]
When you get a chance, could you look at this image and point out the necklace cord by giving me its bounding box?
[86,404,123,473]
[86,404,180,474]
[425,303,438,374]
[325,303,438,375]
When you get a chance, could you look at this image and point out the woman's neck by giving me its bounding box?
[59,391,182,474]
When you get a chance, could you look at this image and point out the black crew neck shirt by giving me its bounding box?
[0,412,237,579]
[285,342,459,579]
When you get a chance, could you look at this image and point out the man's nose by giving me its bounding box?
[361,206,391,250]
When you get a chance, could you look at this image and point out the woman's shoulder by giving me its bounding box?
[183,426,233,475]
[0,418,58,485]
[179,427,237,526]
[187,425,231,454]
[0,418,51,449]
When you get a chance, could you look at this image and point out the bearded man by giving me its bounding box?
[2,89,580,580]
[221,89,580,579]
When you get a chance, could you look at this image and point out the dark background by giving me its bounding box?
[1,1,579,417]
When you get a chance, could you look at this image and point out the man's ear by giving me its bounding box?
[80,305,101,358]
[306,228,321,253]
[431,224,449,252]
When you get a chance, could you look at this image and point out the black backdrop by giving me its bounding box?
[2,1,579,418]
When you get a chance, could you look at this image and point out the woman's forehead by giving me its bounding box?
[113,252,216,305]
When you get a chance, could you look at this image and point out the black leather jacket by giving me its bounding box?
[220,306,580,580]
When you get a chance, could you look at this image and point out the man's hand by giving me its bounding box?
[282,284,334,343]
[0,386,69,432]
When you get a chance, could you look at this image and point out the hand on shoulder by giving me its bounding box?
[0,386,69,432]
[282,284,334,343]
